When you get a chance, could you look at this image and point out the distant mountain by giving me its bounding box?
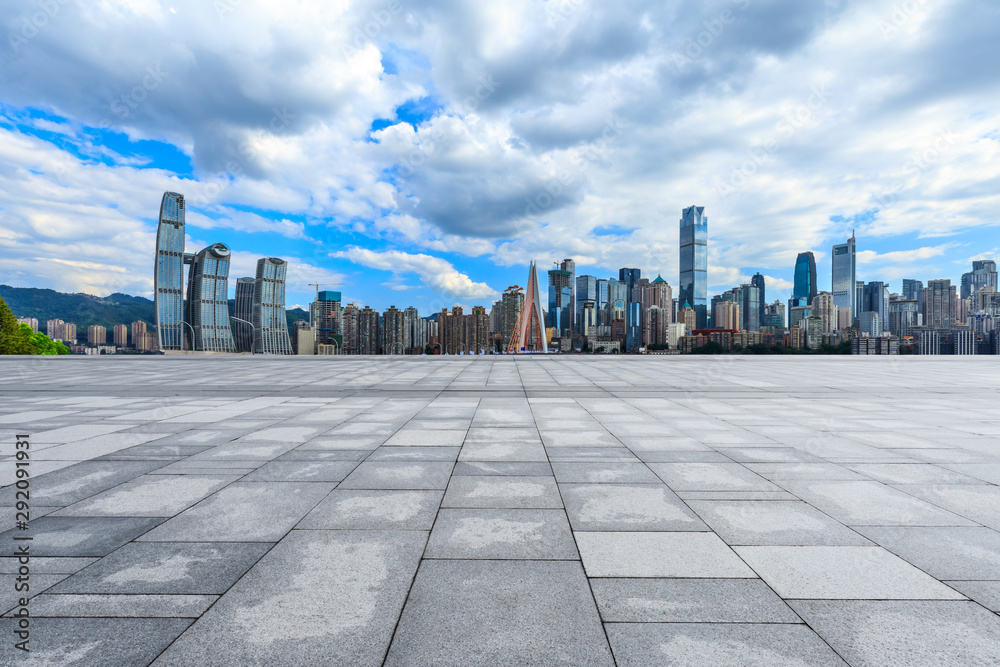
[3,285,309,336]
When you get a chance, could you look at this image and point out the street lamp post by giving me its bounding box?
[231,317,255,355]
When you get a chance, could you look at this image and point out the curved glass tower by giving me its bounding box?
[679,205,708,329]
[154,192,186,350]
[233,277,255,352]
[793,252,817,305]
[186,243,236,352]
[253,257,293,354]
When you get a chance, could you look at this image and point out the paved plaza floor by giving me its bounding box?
[2,355,1000,665]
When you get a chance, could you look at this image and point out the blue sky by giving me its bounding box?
[1,0,998,314]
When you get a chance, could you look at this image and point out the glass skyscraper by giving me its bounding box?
[619,268,641,301]
[832,232,857,321]
[186,244,237,352]
[560,259,576,335]
[234,277,255,352]
[253,257,293,354]
[679,205,708,328]
[154,192,186,350]
[793,252,817,305]
[548,268,572,337]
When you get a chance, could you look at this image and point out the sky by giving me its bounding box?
[1,0,998,314]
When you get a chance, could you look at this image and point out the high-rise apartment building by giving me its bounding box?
[342,304,360,354]
[312,290,342,349]
[924,279,957,327]
[832,232,857,321]
[252,257,293,354]
[186,243,237,353]
[439,307,466,355]
[793,252,818,305]
[131,321,147,349]
[46,319,65,340]
[902,279,924,304]
[88,325,107,346]
[233,277,255,352]
[358,306,380,354]
[467,306,489,354]
[751,273,766,328]
[154,192,187,350]
[403,306,426,353]
[812,291,836,334]
[501,285,524,350]
[17,317,38,332]
[762,301,785,331]
[382,306,405,355]
[713,300,740,330]
[679,206,708,328]
[113,324,128,348]
[961,260,998,299]
[64,322,77,343]
[644,306,669,347]
[576,275,597,331]
[888,298,920,339]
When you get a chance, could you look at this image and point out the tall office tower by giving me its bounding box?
[859,312,883,337]
[740,284,761,332]
[751,273,766,328]
[836,307,853,331]
[185,243,237,352]
[793,252,818,305]
[624,302,643,351]
[131,321,147,349]
[113,324,128,348]
[311,290,342,348]
[961,260,999,299]
[547,267,573,337]
[679,205,708,328]
[88,325,107,346]
[644,306,669,347]
[812,291,836,334]
[404,306,426,353]
[924,279,957,327]
[233,277,255,352]
[580,302,598,338]
[154,192,187,351]
[252,257,293,354]
[489,300,503,341]
[507,261,548,353]
[357,306,380,354]
[576,275,597,330]
[762,300,785,331]
[596,278,610,325]
[888,298,919,338]
[713,301,740,330]
[971,286,1000,318]
[17,317,38,332]
[466,306,489,354]
[630,278,650,305]
[831,232,857,321]
[46,319,65,340]
[619,268,641,301]
[790,304,813,329]
[902,279,924,303]
[501,285,524,350]
[559,259,576,335]
[342,304,359,354]
[64,323,77,343]
[860,281,889,326]
[382,306,405,355]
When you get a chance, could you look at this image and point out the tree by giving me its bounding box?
[21,324,69,355]
[0,295,29,355]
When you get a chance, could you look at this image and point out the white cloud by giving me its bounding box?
[332,247,498,302]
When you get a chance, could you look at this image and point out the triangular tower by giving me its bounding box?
[506,260,548,353]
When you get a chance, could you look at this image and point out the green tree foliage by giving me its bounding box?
[0,294,29,354]
[21,324,70,355]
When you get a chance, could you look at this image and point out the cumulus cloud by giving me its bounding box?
[332,247,498,302]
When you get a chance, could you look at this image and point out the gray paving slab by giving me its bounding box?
[55,474,238,516]
[152,529,426,666]
[650,462,781,491]
[778,480,977,526]
[561,483,707,531]
[688,500,871,546]
[425,509,578,559]
[855,526,1000,580]
[338,461,454,489]
[790,600,1000,666]
[48,542,272,594]
[22,593,218,617]
[590,578,800,623]
[943,581,1000,612]
[551,461,662,483]
[367,446,460,461]
[452,461,553,476]
[0,459,170,506]
[384,559,614,666]
[299,489,443,530]
[605,623,847,666]
[442,475,563,508]
[241,460,359,482]
[0,516,163,557]
[577,531,756,578]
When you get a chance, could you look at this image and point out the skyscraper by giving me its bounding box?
[403,306,426,353]
[924,279,957,327]
[467,306,489,354]
[679,206,708,328]
[501,285,524,350]
[186,243,237,352]
[358,306,380,354]
[576,274,597,333]
[154,192,186,350]
[961,260,998,299]
[812,291,836,334]
[507,261,548,353]
[832,232,857,321]
[560,259,576,335]
[619,268,641,301]
[234,277,255,352]
[382,306,405,355]
[860,281,889,328]
[547,267,572,337]
[342,304,359,354]
[793,252,817,305]
[751,273,766,329]
[252,257,293,354]
[113,324,128,348]
[312,290,342,349]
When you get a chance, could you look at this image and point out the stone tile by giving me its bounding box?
[561,484,707,531]
[299,490,442,530]
[847,463,986,485]
[745,462,865,481]
[48,542,271,594]
[138,482,333,542]
[944,581,1000,612]
[650,462,781,491]
[241,460,359,482]
[790,600,1000,666]
[0,460,170,506]
[632,450,731,463]
[277,449,370,461]
[590,578,799,623]
[720,447,825,463]
[735,546,966,600]
[855,526,1000,579]
[153,530,426,666]
[545,446,638,461]
[367,446,460,461]
[778,480,976,526]
[551,461,661,483]
[688,500,870,546]
[452,461,553,476]
[23,593,217,617]
[384,560,614,666]
[425,509,578,559]
[0,617,192,666]
[383,429,467,446]
[0,516,163,557]
[458,441,548,461]
[576,532,755,578]
[606,623,846,666]
[442,475,563,508]
[55,474,238,517]
[676,490,799,501]
[898,484,1000,530]
[338,461,454,489]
